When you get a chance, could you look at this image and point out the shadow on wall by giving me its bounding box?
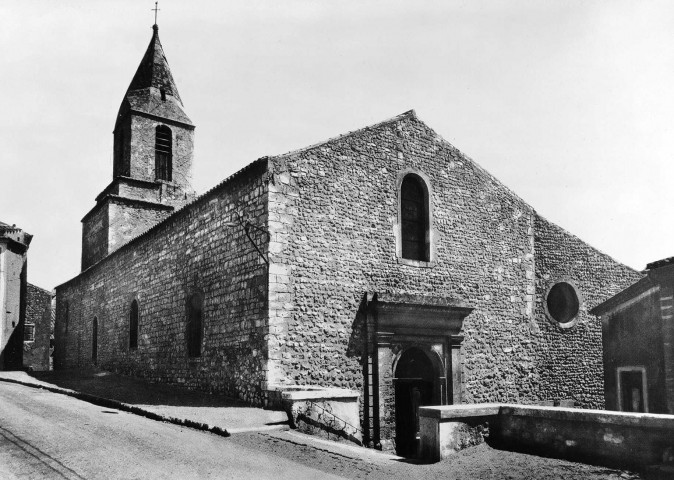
[30,368,248,408]
[346,294,367,360]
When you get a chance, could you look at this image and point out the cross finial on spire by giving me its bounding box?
[152,1,160,26]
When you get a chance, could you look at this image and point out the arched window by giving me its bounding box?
[400,174,429,261]
[186,293,203,357]
[129,300,139,350]
[92,317,98,363]
[155,125,172,181]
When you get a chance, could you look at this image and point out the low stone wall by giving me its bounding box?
[419,403,674,469]
[273,386,362,445]
[419,404,501,461]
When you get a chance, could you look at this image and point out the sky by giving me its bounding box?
[2,0,674,290]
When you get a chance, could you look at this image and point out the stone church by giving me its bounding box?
[55,24,641,452]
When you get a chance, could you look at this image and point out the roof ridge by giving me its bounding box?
[272,110,417,159]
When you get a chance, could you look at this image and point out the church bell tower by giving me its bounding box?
[81,23,195,271]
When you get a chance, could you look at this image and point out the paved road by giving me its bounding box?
[0,382,344,480]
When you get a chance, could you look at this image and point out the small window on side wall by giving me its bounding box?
[400,174,430,262]
[24,324,35,342]
[129,299,139,350]
[186,293,203,357]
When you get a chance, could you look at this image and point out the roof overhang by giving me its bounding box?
[590,276,656,317]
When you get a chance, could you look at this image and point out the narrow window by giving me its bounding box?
[160,87,167,101]
[186,293,203,357]
[155,125,172,181]
[23,323,35,342]
[64,302,69,335]
[113,130,128,177]
[129,300,139,350]
[401,175,429,261]
[92,317,98,363]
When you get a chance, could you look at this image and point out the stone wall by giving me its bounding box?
[23,283,52,371]
[267,111,536,426]
[107,200,173,254]
[533,216,642,408]
[81,204,108,271]
[55,159,270,405]
[266,110,640,442]
[129,115,195,203]
[420,403,674,469]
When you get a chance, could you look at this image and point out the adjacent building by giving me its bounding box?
[592,258,674,415]
[54,23,641,453]
[23,283,53,371]
[0,221,31,370]
[0,222,52,371]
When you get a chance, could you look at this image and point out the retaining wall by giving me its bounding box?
[419,403,674,469]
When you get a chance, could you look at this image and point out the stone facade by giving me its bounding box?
[23,283,52,371]
[55,25,642,454]
[264,111,642,447]
[56,160,269,404]
[81,24,195,270]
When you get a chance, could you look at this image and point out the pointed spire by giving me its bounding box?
[119,24,192,126]
[127,24,182,104]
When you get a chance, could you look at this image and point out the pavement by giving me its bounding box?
[0,368,400,465]
[0,370,646,479]
[0,368,287,434]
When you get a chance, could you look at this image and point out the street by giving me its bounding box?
[0,382,344,479]
[0,381,645,480]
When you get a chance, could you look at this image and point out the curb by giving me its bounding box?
[264,430,401,463]
[0,377,230,438]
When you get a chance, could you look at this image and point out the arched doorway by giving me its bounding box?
[394,347,437,456]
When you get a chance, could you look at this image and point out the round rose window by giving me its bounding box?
[545,282,580,327]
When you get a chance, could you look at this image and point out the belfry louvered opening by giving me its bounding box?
[155,125,173,181]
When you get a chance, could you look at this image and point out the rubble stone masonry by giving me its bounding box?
[57,111,641,434]
[23,283,52,371]
[56,160,269,405]
[266,111,641,432]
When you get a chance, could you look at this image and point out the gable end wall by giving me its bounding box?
[267,113,641,442]
[533,215,643,408]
